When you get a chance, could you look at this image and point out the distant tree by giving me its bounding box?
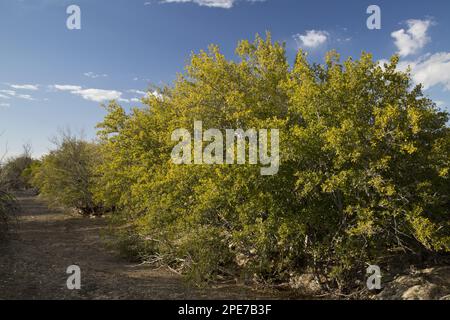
[0,188,16,241]
[0,138,17,241]
[0,144,36,191]
[31,132,102,214]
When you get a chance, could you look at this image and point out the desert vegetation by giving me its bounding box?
[0,188,17,242]
[22,34,449,293]
[0,144,36,191]
[30,132,102,215]
[0,145,26,241]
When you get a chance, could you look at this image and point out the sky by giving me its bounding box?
[1,0,449,158]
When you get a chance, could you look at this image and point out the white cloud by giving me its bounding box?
[160,0,234,8]
[17,94,35,101]
[337,37,352,43]
[0,93,11,99]
[126,89,162,102]
[391,19,432,57]
[73,88,122,102]
[435,100,445,107]
[397,52,450,91]
[127,89,152,103]
[0,89,36,101]
[293,30,329,48]
[0,102,10,108]
[128,89,147,95]
[0,90,16,96]
[158,0,265,9]
[152,90,163,99]
[52,85,83,91]
[52,84,123,103]
[84,72,108,79]
[10,84,39,90]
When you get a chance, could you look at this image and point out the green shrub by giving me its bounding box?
[31,132,102,214]
[0,145,36,191]
[94,34,449,289]
[0,189,17,241]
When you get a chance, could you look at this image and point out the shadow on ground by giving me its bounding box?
[0,195,283,300]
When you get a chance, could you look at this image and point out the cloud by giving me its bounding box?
[337,37,352,43]
[293,30,329,49]
[151,90,163,99]
[397,52,450,91]
[10,84,39,90]
[128,89,146,95]
[435,100,445,107]
[80,89,121,102]
[52,85,82,91]
[125,89,162,103]
[391,19,432,57]
[52,84,123,103]
[126,89,150,103]
[0,102,10,108]
[73,89,122,102]
[158,0,265,9]
[160,0,234,8]
[0,90,16,96]
[84,72,108,79]
[17,94,35,101]
[0,89,36,100]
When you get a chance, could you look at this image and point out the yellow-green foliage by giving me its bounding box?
[94,34,449,287]
[0,189,16,241]
[0,155,35,191]
[31,134,101,214]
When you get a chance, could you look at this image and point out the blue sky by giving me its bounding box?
[1,0,449,158]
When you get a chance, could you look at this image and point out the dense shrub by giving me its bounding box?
[94,35,449,289]
[0,146,36,191]
[0,189,17,241]
[0,147,22,240]
[31,133,102,214]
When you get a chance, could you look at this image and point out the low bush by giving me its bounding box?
[0,189,17,241]
[0,145,36,191]
[31,132,102,215]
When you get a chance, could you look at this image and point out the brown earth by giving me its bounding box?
[376,266,450,300]
[0,194,283,300]
[4,194,447,300]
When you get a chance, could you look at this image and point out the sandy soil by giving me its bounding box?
[0,195,280,300]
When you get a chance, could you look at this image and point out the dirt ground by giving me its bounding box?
[0,194,282,300]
